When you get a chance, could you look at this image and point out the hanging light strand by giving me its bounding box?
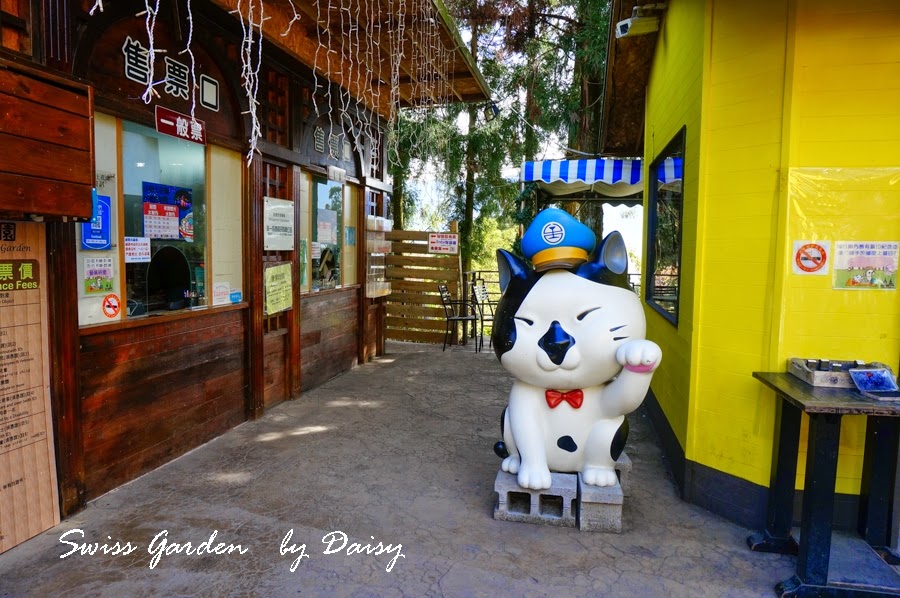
[179,0,198,122]
[140,0,162,104]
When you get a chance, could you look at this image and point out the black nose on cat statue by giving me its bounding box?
[538,320,575,365]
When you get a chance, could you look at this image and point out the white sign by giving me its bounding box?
[124,236,152,263]
[833,240,898,290]
[212,282,231,306]
[264,197,294,251]
[428,233,459,255]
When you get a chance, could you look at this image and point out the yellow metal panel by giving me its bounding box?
[644,0,708,455]
[690,0,789,486]
[791,0,900,166]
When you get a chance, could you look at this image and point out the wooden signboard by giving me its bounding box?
[0,222,59,554]
[0,58,94,219]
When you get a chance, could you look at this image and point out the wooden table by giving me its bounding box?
[749,372,900,597]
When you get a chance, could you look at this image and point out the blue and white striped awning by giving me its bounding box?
[520,158,682,198]
[522,158,643,187]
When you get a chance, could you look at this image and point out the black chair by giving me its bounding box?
[438,284,479,352]
[471,283,495,350]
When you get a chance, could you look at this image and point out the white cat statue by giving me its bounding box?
[491,208,661,490]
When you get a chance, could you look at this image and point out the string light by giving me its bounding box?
[140,0,160,104]
[179,0,197,122]
[88,0,463,167]
[281,0,301,36]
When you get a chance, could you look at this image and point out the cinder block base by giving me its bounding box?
[578,474,624,533]
[616,452,632,496]
[493,470,577,527]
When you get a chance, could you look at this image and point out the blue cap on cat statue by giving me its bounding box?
[521,208,596,271]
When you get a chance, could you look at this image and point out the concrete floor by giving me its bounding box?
[0,340,796,597]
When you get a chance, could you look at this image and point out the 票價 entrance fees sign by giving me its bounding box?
[0,222,59,554]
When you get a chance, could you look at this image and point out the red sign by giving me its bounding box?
[102,293,121,318]
[795,243,827,273]
[155,105,207,145]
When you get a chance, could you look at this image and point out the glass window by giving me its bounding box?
[342,185,358,286]
[298,171,311,293]
[122,121,207,315]
[645,126,684,325]
[311,177,342,291]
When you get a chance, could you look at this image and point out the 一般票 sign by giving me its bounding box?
[155,106,206,146]
[833,241,898,290]
[264,197,294,251]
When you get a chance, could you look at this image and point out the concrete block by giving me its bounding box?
[616,451,632,496]
[578,474,623,533]
[494,470,576,528]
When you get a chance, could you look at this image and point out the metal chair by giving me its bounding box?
[471,283,495,350]
[438,284,479,352]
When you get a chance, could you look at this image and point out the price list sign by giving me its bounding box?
[0,222,59,554]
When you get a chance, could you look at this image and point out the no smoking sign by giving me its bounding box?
[102,293,121,318]
[792,241,831,276]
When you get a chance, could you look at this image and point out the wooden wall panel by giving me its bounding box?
[263,331,287,408]
[79,309,247,499]
[0,59,93,218]
[300,289,359,391]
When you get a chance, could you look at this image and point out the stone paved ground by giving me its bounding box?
[0,341,795,597]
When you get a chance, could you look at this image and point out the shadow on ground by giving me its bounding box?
[0,341,794,597]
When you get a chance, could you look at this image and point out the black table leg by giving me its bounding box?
[796,412,842,586]
[748,396,802,554]
[859,416,900,550]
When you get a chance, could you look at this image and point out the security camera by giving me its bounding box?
[615,3,665,38]
[615,15,660,38]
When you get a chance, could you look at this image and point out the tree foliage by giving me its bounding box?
[388,0,611,271]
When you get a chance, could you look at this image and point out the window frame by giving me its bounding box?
[645,126,685,326]
[310,176,344,292]
[121,120,209,317]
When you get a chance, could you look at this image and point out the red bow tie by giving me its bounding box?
[545,389,584,409]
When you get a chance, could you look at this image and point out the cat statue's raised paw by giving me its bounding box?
[491,208,661,490]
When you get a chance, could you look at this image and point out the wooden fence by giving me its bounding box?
[384,228,461,344]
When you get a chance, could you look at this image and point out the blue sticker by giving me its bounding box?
[81,195,112,250]
[229,291,243,303]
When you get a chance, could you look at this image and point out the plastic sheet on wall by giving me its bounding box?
[784,167,900,362]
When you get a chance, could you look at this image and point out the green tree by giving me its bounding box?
[387,0,612,270]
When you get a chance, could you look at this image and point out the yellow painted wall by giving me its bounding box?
[664,0,900,494]
[644,0,707,450]
[774,0,900,493]
[691,0,789,486]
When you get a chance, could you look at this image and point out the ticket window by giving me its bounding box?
[77,114,243,326]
